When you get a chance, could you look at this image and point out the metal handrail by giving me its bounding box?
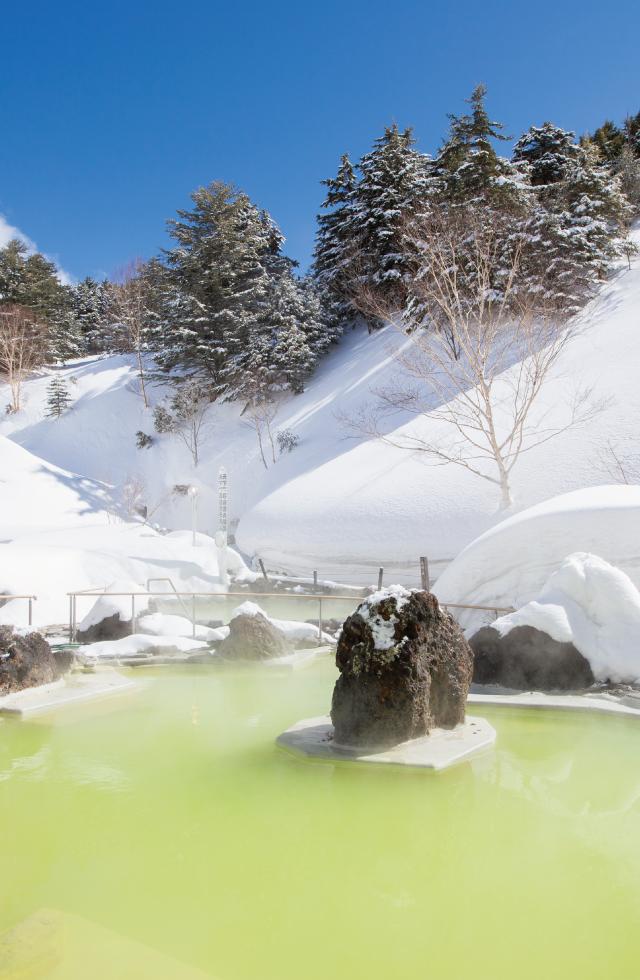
[67,587,514,645]
[0,594,37,626]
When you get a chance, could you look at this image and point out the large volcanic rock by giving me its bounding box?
[330,589,473,749]
[0,627,73,696]
[217,611,293,661]
[470,625,595,691]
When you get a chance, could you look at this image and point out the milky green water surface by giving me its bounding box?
[1,659,640,979]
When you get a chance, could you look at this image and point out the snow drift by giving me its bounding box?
[434,485,640,611]
[492,553,640,684]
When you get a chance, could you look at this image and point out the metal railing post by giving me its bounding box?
[131,594,136,635]
[28,597,33,627]
[72,594,77,642]
[192,595,196,638]
[318,597,323,646]
[377,567,384,590]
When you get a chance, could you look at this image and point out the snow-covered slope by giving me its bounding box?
[2,226,640,594]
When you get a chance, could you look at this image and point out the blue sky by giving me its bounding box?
[1,0,639,281]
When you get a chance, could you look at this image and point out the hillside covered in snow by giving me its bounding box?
[1,226,639,599]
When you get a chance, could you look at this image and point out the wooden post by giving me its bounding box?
[377,567,384,590]
[313,570,318,588]
[420,556,430,592]
[258,559,269,582]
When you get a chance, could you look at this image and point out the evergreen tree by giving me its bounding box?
[70,277,110,352]
[45,376,72,417]
[586,120,626,163]
[353,124,432,311]
[160,181,283,400]
[514,123,629,311]
[435,85,522,209]
[0,239,82,362]
[624,110,640,156]
[313,154,359,328]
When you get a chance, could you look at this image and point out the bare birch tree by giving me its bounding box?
[0,304,49,412]
[348,203,606,509]
[107,259,157,407]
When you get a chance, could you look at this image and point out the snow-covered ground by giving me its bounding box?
[1,227,639,622]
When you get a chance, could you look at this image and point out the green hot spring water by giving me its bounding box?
[1,658,639,979]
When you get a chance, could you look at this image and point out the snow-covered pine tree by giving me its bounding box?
[161,182,283,401]
[615,145,640,212]
[586,120,626,163]
[0,243,83,363]
[45,376,72,417]
[268,271,316,394]
[70,277,110,353]
[313,154,359,330]
[624,110,640,156]
[434,85,523,210]
[514,122,629,309]
[352,124,431,315]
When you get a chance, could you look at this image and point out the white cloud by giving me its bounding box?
[0,213,74,285]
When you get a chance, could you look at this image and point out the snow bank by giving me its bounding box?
[77,633,208,659]
[137,613,227,642]
[434,485,640,612]
[78,580,151,630]
[493,553,640,684]
[231,600,335,645]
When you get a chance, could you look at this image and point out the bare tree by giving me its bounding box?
[598,440,640,485]
[0,304,49,412]
[107,259,157,408]
[153,384,214,467]
[347,204,606,509]
[242,398,278,469]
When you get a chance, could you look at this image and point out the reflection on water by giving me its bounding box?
[2,662,640,980]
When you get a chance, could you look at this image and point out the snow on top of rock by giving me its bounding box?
[493,552,640,684]
[231,600,334,644]
[358,584,412,651]
[78,580,150,630]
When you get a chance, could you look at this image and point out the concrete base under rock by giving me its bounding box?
[277,714,496,770]
[0,669,136,716]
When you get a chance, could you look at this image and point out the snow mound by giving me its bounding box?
[78,580,151,631]
[434,485,640,612]
[493,553,640,684]
[231,600,335,645]
[137,613,227,642]
[77,633,208,659]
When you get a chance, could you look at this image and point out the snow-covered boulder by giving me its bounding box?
[470,626,594,691]
[471,553,640,687]
[331,587,473,748]
[228,601,334,647]
[434,486,640,616]
[217,604,293,661]
[77,580,151,643]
